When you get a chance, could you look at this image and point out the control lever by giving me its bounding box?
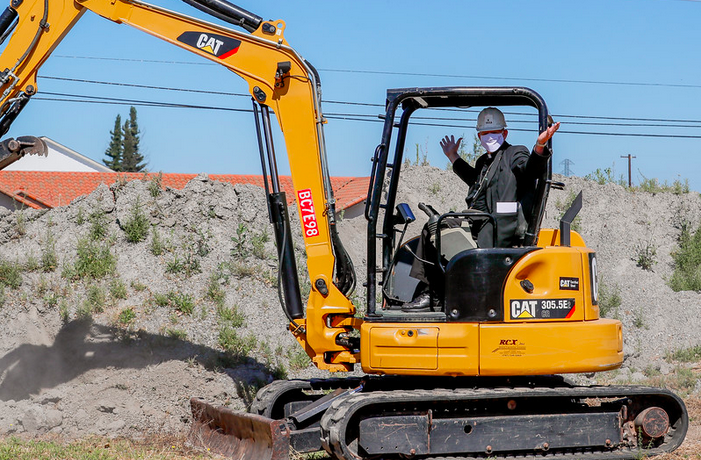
[418,202,440,237]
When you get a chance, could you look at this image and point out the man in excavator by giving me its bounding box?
[403,107,561,312]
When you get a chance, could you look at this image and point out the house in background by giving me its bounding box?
[0,137,369,215]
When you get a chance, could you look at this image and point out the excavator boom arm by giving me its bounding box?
[0,0,358,369]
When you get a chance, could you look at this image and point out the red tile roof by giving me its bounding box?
[0,171,369,212]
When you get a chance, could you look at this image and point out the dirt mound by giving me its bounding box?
[1,166,700,438]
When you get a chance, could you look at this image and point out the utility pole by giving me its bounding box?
[620,154,636,187]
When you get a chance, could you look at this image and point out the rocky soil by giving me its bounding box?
[0,166,700,450]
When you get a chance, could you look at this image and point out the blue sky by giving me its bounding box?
[5,0,701,190]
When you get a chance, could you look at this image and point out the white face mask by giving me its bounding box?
[479,132,504,153]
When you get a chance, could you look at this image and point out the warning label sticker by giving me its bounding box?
[510,298,576,320]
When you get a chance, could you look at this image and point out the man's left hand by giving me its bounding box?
[535,121,561,155]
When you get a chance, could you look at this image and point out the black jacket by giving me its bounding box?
[452,141,550,247]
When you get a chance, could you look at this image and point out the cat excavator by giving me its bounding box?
[0,0,688,458]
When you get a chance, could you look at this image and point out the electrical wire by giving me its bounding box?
[50,54,701,90]
[33,93,701,139]
[36,75,701,128]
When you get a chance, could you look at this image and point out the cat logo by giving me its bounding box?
[511,300,537,319]
[197,34,224,55]
[177,32,241,59]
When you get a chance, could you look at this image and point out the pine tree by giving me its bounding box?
[121,106,146,172]
[102,114,123,171]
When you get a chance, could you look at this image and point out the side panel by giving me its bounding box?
[361,323,479,376]
[479,319,623,375]
[502,246,587,322]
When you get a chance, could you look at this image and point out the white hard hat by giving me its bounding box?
[476,107,507,133]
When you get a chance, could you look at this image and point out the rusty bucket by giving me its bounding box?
[189,398,292,460]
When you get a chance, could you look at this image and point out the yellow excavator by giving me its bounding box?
[0,0,688,458]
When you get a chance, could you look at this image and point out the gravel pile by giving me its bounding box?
[0,166,700,437]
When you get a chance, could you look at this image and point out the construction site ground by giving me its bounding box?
[1,165,701,458]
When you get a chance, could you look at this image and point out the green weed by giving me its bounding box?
[148,172,163,197]
[123,199,150,243]
[231,223,249,259]
[41,230,58,272]
[117,307,136,326]
[86,285,106,313]
[666,344,701,363]
[110,278,128,300]
[633,240,657,271]
[216,303,245,328]
[218,326,257,358]
[166,328,187,340]
[89,210,109,241]
[288,349,312,371]
[251,232,269,260]
[598,282,621,318]
[130,280,147,292]
[669,220,701,292]
[0,259,22,289]
[150,227,164,256]
[70,237,116,279]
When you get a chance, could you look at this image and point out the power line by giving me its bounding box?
[37,74,701,126]
[32,90,701,139]
[50,54,701,90]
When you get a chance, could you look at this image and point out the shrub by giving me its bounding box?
[584,167,617,185]
[71,237,116,279]
[669,221,701,292]
[216,303,245,328]
[169,292,195,315]
[123,200,149,243]
[0,259,22,289]
[231,223,249,259]
[598,282,621,318]
[206,273,226,305]
[166,328,187,340]
[86,285,106,313]
[666,345,701,363]
[148,172,163,197]
[251,232,269,260]
[41,231,58,272]
[633,241,657,271]
[89,210,109,241]
[117,307,136,326]
[288,349,312,371]
[153,291,195,315]
[150,227,164,256]
[218,326,256,357]
[14,210,26,236]
[110,279,128,300]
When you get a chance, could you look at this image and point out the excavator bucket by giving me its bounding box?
[0,136,47,170]
[189,398,291,460]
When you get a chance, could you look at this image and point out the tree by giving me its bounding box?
[121,106,146,172]
[102,114,123,171]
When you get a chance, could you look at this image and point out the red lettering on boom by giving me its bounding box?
[297,189,320,238]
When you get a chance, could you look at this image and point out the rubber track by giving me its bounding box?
[319,385,688,460]
[249,378,363,417]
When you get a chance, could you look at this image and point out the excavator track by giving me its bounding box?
[319,384,687,460]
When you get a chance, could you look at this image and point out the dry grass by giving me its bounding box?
[0,434,219,459]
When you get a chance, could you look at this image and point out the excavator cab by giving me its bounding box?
[368,87,551,315]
